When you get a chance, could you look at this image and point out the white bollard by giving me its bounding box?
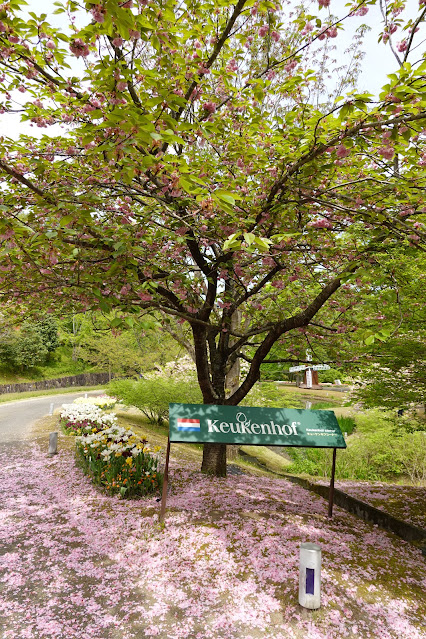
[49,402,54,416]
[84,393,88,398]
[299,543,321,609]
[48,432,58,456]
[305,401,312,410]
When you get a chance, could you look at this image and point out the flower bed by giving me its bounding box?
[73,394,117,410]
[59,402,117,436]
[75,425,163,498]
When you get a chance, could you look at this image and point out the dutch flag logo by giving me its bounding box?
[177,418,201,432]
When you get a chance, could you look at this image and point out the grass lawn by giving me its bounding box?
[1,409,423,639]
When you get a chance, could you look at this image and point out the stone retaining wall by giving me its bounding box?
[0,372,110,395]
[284,474,426,548]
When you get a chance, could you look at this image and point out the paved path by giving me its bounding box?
[0,390,103,443]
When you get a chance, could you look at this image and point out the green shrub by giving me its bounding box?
[336,415,356,435]
[311,401,339,410]
[286,411,425,482]
[318,368,346,384]
[108,376,202,424]
[108,378,135,404]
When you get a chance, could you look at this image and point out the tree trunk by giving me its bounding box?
[226,309,241,462]
[201,442,227,476]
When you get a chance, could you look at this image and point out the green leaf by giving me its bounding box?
[243,232,255,246]
[60,215,74,226]
[214,190,242,205]
[98,299,110,313]
[253,236,273,250]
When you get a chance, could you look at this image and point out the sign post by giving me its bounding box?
[159,403,346,523]
[328,448,337,518]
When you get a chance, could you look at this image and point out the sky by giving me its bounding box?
[0,0,422,139]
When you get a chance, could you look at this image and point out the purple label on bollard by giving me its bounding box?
[306,568,315,595]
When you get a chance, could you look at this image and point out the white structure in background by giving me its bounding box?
[289,350,330,388]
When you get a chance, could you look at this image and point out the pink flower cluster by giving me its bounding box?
[90,4,106,22]
[69,38,89,58]
[335,144,350,159]
[378,146,394,160]
[203,101,216,114]
[397,40,408,52]
[309,217,334,229]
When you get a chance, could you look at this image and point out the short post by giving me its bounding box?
[159,436,171,525]
[48,432,58,456]
[299,543,321,609]
[84,392,88,398]
[49,402,54,416]
[328,447,337,518]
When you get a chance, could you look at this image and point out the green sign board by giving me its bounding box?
[169,403,346,449]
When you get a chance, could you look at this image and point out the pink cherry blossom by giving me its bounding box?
[90,5,106,22]
[335,145,350,158]
[356,6,369,16]
[202,101,216,114]
[69,38,89,58]
[378,146,394,160]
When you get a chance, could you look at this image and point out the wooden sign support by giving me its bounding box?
[328,448,337,518]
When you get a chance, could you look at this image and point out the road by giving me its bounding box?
[0,390,104,443]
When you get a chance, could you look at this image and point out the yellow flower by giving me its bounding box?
[125,457,133,466]
[154,446,161,453]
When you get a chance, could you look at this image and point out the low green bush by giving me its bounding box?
[311,401,340,410]
[336,415,356,435]
[109,376,202,424]
[286,410,426,483]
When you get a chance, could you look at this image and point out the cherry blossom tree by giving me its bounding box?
[0,0,425,474]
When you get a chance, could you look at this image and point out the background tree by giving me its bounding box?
[0,321,48,371]
[0,0,425,475]
[34,317,60,358]
[61,310,182,376]
[352,251,426,412]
